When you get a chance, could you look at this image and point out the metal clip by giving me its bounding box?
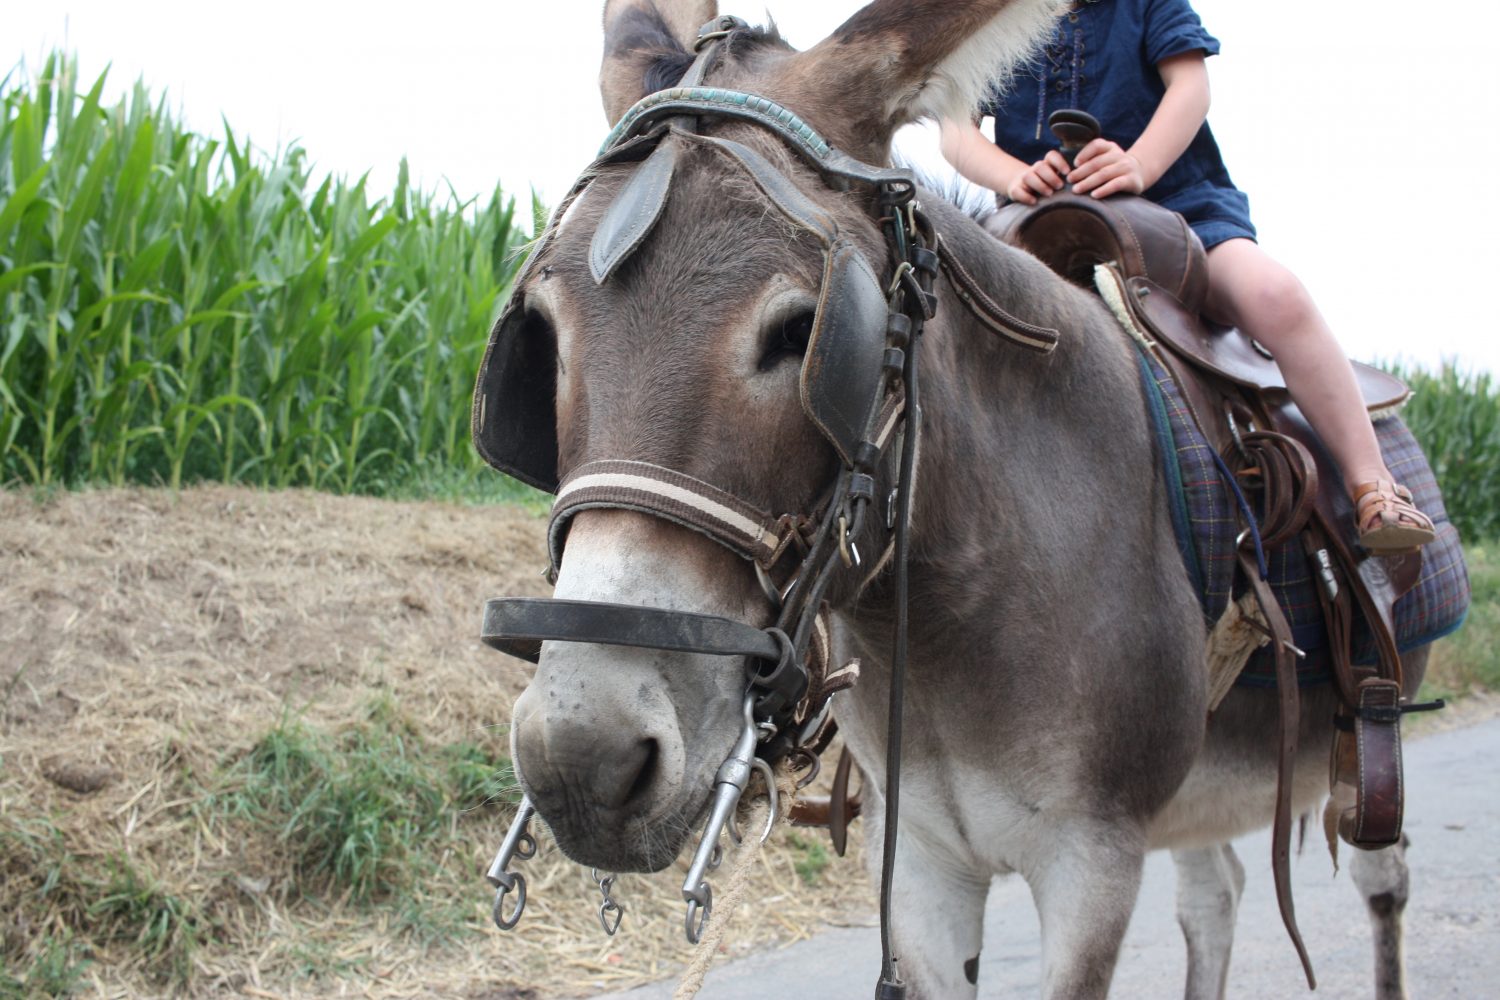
[1314,548,1339,601]
[682,694,771,944]
[886,261,915,302]
[837,515,861,569]
[485,797,538,931]
[592,869,625,936]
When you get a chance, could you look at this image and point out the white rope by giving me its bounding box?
[673,766,798,1000]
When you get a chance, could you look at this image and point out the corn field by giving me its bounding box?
[3,56,1497,534]
[1396,365,1500,542]
[0,55,532,495]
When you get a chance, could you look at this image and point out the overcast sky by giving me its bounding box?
[10,1,1499,373]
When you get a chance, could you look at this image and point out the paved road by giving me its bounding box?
[593,717,1500,999]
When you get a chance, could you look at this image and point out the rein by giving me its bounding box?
[473,16,1050,995]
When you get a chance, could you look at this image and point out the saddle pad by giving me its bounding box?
[1135,350,1471,687]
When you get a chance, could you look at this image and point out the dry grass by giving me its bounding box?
[0,486,872,999]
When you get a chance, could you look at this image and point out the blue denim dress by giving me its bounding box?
[982,0,1256,249]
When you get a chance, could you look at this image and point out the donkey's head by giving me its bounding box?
[481,0,1062,873]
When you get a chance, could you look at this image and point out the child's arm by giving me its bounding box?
[1070,52,1211,198]
[939,118,1072,206]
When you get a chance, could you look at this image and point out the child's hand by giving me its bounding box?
[1069,139,1147,198]
[1006,150,1072,205]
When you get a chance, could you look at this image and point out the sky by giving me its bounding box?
[9,1,1500,373]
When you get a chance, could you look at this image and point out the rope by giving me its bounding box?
[673,765,798,1000]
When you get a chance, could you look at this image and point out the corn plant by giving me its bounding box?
[0,54,530,494]
[1395,364,1500,542]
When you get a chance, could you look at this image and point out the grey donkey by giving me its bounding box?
[500,1,1425,996]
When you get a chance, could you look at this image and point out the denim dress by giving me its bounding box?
[982,0,1256,249]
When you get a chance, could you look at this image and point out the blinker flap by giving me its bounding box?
[589,140,680,285]
[472,295,560,493]
[800,242,891,469]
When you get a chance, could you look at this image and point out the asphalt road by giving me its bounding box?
[592,717,1500,999]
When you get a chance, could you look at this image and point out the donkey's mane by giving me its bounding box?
[893,156,998,226]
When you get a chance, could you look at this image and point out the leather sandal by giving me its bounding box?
[1354,480,1436,553]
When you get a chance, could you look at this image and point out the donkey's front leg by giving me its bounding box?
[1350,835,1411,1000]
[865,807,990,1000]
[1173,843,1245,1000]
[1029,822,1147,999]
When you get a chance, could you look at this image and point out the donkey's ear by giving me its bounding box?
[600,0,720,125]
[773,0,1065,162]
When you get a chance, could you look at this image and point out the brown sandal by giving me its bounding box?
[1354,480,1436,553]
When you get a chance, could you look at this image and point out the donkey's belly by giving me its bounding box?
[1146,684,1341,850]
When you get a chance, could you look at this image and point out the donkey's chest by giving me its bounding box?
[892,760,1082,877]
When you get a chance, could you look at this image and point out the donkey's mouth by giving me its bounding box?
[541,791,708,874]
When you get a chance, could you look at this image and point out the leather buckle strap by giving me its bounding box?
[482,597,785,663]
[548,459,806,571]
[483,597,810,729]
[1238,550,1317,990]
[1332,678,1406,848]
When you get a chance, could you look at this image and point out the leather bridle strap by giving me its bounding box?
[482,597,788,663]
[547,459,810,572]
[482,597,810,722]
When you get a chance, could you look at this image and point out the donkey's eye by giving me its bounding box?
[758,310,816,371]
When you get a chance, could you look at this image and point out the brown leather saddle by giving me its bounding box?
[984,110,1431,985]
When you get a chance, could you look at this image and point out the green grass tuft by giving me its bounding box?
[0,931,91,999]
[88,859,202,986]
[786,831,831,886]
[211,703,518,905]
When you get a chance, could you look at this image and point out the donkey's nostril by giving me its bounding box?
[621,738,659,809]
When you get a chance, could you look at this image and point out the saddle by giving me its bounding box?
[986,110,1434,986]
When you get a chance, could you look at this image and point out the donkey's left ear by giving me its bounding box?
[771,0,1066,162]
[600,0,720,125]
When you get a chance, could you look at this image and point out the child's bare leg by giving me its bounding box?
[1203,238,1387,490]
[1202,238,1433,549]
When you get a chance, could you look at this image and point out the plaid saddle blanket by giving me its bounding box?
[1136,350,1471,688]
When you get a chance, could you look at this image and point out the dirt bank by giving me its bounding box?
[0,486,870,998]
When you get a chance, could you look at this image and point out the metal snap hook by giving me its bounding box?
[685,882,713,943]
[751,757,779,843]
[490,872,527,931]
[484,796,538,932]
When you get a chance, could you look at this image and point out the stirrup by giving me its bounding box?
[1354,480,1435,553]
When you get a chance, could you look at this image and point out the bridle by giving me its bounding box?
[472,16,1053,995]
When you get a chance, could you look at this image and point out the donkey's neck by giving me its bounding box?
[895,199,1170,595]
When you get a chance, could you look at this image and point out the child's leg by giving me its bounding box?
[1202,238,1433,549]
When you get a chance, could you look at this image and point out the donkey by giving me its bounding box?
[489,2,1427,997]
